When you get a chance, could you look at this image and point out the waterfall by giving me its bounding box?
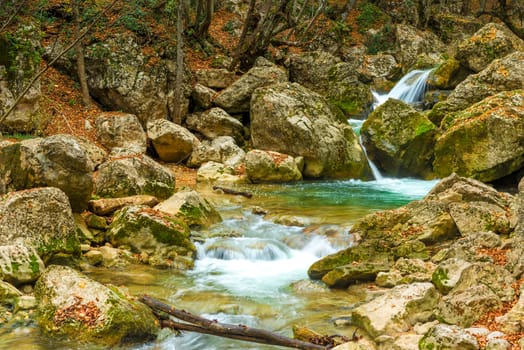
[373,68,434,107]
[359,68,434,180]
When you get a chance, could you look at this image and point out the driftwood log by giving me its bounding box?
[212,185,253,198]
[140,295,329,350]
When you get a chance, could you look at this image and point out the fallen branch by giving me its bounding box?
[212,185,253,198]
[140,295,328,350]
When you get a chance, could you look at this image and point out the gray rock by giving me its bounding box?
[154,188,222,228]
[35,265,159,346]
[194,68,235,89]
[432,258,472,294]
[213,58,288,113]
[94,112,146,154]
[147,119,198,163]
[496,283,524,334]
[0,281,22,306]
[192,83,216,109]
[0,187,79,262]
[351,282,438,338]
[419,324,479,350]
[196,161,248,184]
[395,24,445,71]
[88,195,159,216]
[245,149,303,183]
[94,155,175,200]
[185,108,244,143]
[188,136,245,169]
[449,201,512,236]
[357,54,400,82]
[250,82,372,179]
[288,51,341,93]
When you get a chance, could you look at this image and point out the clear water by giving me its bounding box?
[372,69,434,107]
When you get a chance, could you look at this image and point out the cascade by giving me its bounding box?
[358,68,434,179]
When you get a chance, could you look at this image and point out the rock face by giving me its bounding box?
[352,282,438,337]
[0,135,103,212]
[0,25,42,132]
[185,108,244,143]
[154,189,222,228]
[106,205,196,268]
[428,57,469,90]
[429,51,524,125]
[147,119,198,163]
[0,187,79,262]
[456,23,524,73]
[94,155,175,200]
[85,36,189,125]
[213,57,288,113]
[245,150,303,183]
[433,90,524,182]
[395,24,445,71]
[250,82,372,180]
[361,98,437,178]
[357,54,400,82]
[288,51,341,92]
[94,112,147,154]
[35,265,158,346]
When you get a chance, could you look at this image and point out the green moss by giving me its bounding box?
[431,267,449,293]
[29,255,40,274]
[10,261,20,273]
[415,120,436,136]
[419,337,435,350]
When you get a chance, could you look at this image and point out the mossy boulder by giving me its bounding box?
[0,187,80,262]
[428,57,469,89]
[94,155,175,200]
[419,324,479,350]
[433,90,524,182]
[245,149,303,183]
[456,23,524,73]
[106,205,196,269]
[154,188,222,229]
[250,82,372,180]
[0,244,45,286]
[361,98,437,178]
[34,265,159,346]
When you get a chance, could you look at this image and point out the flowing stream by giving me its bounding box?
[0,69,438,350]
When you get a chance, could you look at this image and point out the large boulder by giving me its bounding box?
[187,136,245,169]
[250,82,372,180]
[0,187,79,262]
[194,68,235,89]
[185,107,244,143]
[351,282,438,338]
[357,54,400,82]
[0,25,42,132]
[428,57,469,90]
[106,205,196,268]
[154,188,222,229]
[419,324,479,350]
[213,57,288,113]
[94,112,147,154]
[433,90,524,182]
[196,161,248,184]
[456,23,524,73]
[0,244,45,286]
[394,24,446,71]
[94,155,175,200]
[35,265,158,346]
[83,35,190,125]
[429,51,524,125]
[288,51,341,93]
[0,135,104,212]
[245,150,303,183]
[361,98,437,178]
[147,119,198,163]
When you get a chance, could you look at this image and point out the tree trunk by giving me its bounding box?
[73,0,91,106]
[172,0,185,124]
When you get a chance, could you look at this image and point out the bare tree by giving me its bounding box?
[73,0,91,106]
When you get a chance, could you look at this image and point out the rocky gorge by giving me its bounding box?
[1,0,524,349]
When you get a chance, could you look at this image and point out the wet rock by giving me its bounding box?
[94,112,147,154]
[188,136,245,169]
[456,23,524,73]
[106,205,195,269]
[213,57,287,113]
[147,119,198,163]
[194,68,235,89]
[245,149,302,183]
[0,244,45,286]
[88,195,159,216]
[419,324,479,350]
[154,188,222,228]
[94,155,175,200]
[35,265,159,346]
[433,90,524,182]
[428,57,469,90]
[351,282,438,338]
[0,281,22,306]
[361,98,437,178]
[0,187,79,262]
[251,82,371,179]
[429,52,524,125]
[185,108,244,143]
